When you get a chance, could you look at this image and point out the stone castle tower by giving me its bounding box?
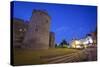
[49,32,55,48]
[13,18,28,48]
[23,10,50,49]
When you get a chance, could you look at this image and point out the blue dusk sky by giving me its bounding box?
[12,1,97,44]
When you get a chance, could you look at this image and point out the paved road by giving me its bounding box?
[42,47,97,63]
[82,47,97,61]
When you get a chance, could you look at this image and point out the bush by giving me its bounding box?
[62,44,68,48]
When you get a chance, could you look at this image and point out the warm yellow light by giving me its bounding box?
[71,41,76,48]
[75,40,80,45]
[84,44,87,48]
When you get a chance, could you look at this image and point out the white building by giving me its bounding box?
[70,36,93,49]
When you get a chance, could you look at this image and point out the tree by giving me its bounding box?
[55,43,58,47]
[59,39,69,48]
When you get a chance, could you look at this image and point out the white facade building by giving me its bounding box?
[70,36,93,48]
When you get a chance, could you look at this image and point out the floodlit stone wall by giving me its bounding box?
[23,10,50,49]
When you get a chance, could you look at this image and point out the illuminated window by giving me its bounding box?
[19,28,23,32]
